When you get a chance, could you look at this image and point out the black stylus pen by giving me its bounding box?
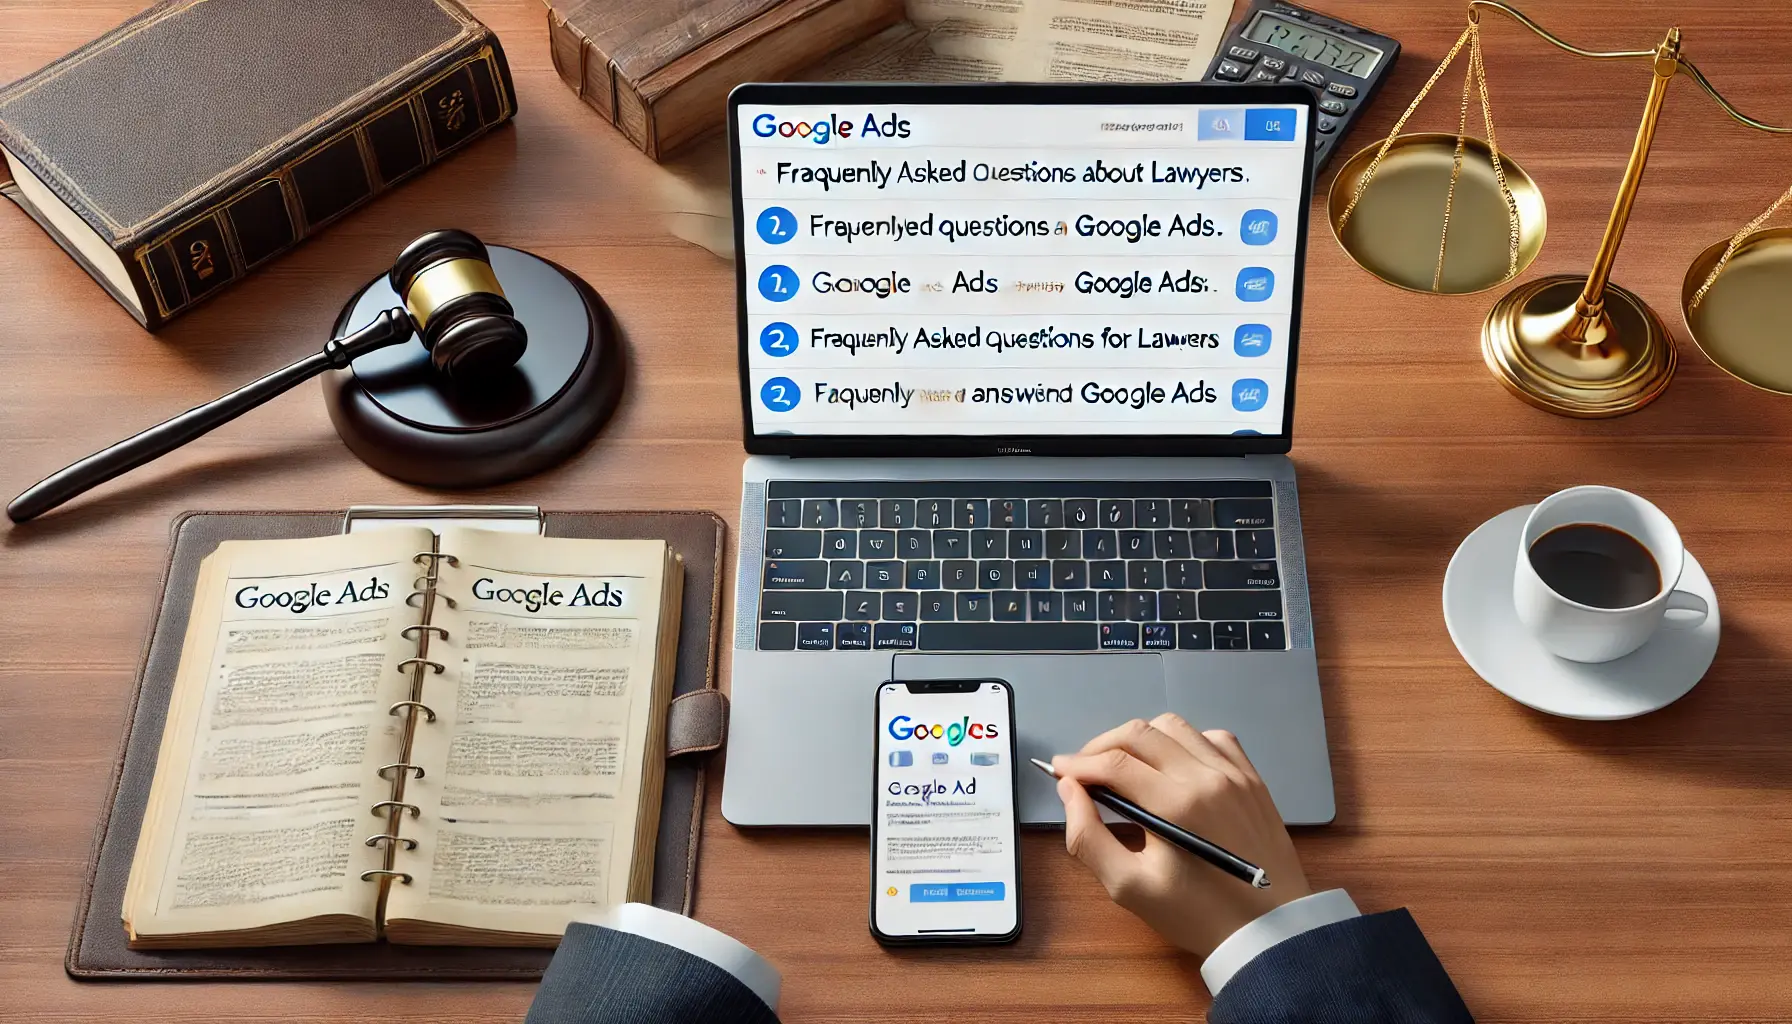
[1031,757,1270,889]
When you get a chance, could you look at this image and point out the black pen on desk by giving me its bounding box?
[1030,757,1270,890]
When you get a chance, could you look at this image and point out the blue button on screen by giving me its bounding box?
[1236,267,1275,302]
[1198,109,1243,141]
[952,882,1005,902]
[1240,209,1277,245]
[910,884,953,903]
[1233,378,1270,413]
[1245,108,1298,142]
[1235,323,1271,357]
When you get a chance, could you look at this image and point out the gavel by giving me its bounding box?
[7,230,526,523]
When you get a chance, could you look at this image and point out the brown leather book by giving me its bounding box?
[546,0,904,161]
[0,0,516,330]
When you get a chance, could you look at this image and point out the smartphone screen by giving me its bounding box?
[871,680,1021,944]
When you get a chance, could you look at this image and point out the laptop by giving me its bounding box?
[720,82,1333,827]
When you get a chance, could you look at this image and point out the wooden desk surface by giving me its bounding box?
[5,1,1792,1020]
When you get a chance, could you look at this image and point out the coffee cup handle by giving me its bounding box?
[1661,589,1710,629]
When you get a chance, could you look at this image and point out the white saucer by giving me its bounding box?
[1442,505,1721,720]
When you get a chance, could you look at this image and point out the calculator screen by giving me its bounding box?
[1243,12,1383,78]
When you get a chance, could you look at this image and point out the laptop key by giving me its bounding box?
[797,622,835,650]
[765,560,827,589]
[1201,590,1283,621]
[1236,530,1277,559]
[1204,560,1279,589]
[1214,498,1273,529]
[1159,590,1201,620]
[1178,622,1214,650]
[824,530,856,558]
[874,622,918,650]
[767,499,802,528]
[920,622,1099,651]
[844,592,880,620]
[979,559,1013,589]
[992,499,1023,528]
[993,592,1027,621]
[919,594,954,621]
[1064,591,1097,620]
[828,560,864,588]
[956,498,990,528]
[957,592,992,620]
[1171,499,1213,529]
[972,529,1006,558]
[764,530,821,559]
[866,561,904,589]
[1100,499,1134,528]
[761,591,843,621]
[759,621,796,650]
[934,529,969,558]
[1100,622,1140,649]
[1120,530,1152,557]
[836,622,872,650]
[1016,560,1051,589]
[944,560,977,589]
[1214,622,1249,650]
[802,499,838,529]
[1030,592,1062,620]
[860,530,895,558]
[1045,529,1080,558]
[1084,530,1117,559]
[1027,499,1063,528]
[842,500,878,528]
[1065,499,1097,527]
[1010,530,1043,558]
[1092,561,1126,589]
[1137,499,1170,528]
[1193,530,1236,559]
[907,560,941,590]
[1127,560,1164,590]
[1167,560,1202,589]
[1126,591,1158,621]
[1052,560,1088,589]
[920,499,951,528]
[884,592,918,620]
[1098,591,1126,620]
[898,529,932,558]
[1154,530,1192,559]
[1250,621,1287,650]
[1142,623,1174,649]
[880,499,914,529]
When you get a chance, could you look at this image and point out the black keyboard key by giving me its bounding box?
[802,499,838,529]
[797,622,835,650]
[1154,530,1192,559]
[979,560,1013,589]
[934,529,970,558]
[841,499,878,528]
[1178,622,1213,650]
[919,594,954,621]
[1204,560,1280,590]
[1227,44,1260,61]
[860,530,895,558]
[1320,96,1348,116]
[844,592,880,620]
[1030,592,1062,621]
[956,498,990,528]
[1126,591,1158,622]
[1016,560,1051,589]
[1065,499,1097,527]
[761,591,844,621]
[1010,530,1043,558]
[759,621,796,650]
[883,592,918,621]
[957,592,992,621]
[765,560,827,589]
[1064,591,1097,620]
[764,530,822,559]
[1136,499,1170,528]
[972,529,1006,558]
[1214,498,1273,529]
[991,499,1023,528]
[898,529,932,558]
[1167,560,1202,589]
[1098,591,1126,620]
[993,592,1027,621]
[1171,499,1213,529]
[767,499,802,528]
[1259,55,1288,74]
[1214,58,1249,81]
[1028,499,1063,528]
[1215,622,1248,650]
[836,621,872,650]
[824,530,856,558]
[1053,560,1088,589]
[1250,621,1287,650]
[919,499,951,528]
[1142,623,1174,650]
[1100,622,1140,650]
[1159,590,1201,620]
[1119,530,1152,558]
[1300,67,1326,88]
[1236,530,1277,559]
[866,561,904,589]
[880,499,914,529]
[1046,530,1081,559]
[1084,530,1117,559]
[1092,561,1126,589]
[875,622,918,650]
[828,560,864,589]
[907,560,941,590]
[920,622,1099,651]
[1127,560,1164,590]
[1326,81,1358,98]
[1193,531,1236,559]
[1201,590,1283,621]
[1100,499,1134,528]
[944,560,977,589]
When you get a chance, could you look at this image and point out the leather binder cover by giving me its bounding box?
[68,510,728,980]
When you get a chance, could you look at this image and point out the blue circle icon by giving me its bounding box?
[761,376,801,412]
[1235,267,1274,302]
[1232,378,1270,413]
[1234,324,1271,357]
[758,265,799,302]
[760,322,798,357]
[756,206,798,245]
[1240,209,1277,245]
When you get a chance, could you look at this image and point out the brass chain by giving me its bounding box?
[1335,24,1474,233]
[1472,26,1523,280]
[1689,181,1792,308]
[1434,24,1478,291]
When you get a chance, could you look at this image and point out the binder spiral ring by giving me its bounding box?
[371,800,421,819]
[360,869,414,884]
[388,699,437,721]
[397,657,446,675]
[402,624,451,641]
[407,589,457,609]
[378,761,427,780]
[413,550,461,567]
[365,834,419,850]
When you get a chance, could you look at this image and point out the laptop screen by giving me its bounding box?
[731,84,1315,458]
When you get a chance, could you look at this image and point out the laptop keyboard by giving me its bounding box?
[755,482,1287,653]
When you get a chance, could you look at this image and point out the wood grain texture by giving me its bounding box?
[4,1,1792,1021]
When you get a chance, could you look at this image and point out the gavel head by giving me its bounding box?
[389,229,528,379]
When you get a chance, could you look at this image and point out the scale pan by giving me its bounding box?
[1683,227,1792,395]
[1328,133,1546,294]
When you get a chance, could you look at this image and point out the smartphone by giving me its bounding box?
[871,679,1022,945]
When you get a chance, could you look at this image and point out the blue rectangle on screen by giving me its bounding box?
[910,884,954,902]
[1244,108,1298,142]
[952,883,1006,902]
[1197,109,1243,141]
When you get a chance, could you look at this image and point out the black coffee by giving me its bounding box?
[1528,523,1661,609]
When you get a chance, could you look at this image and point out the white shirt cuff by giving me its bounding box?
[576,903,781,1010]
[1200,889,1361,996]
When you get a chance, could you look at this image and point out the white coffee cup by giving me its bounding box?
[1513,486,1710,663]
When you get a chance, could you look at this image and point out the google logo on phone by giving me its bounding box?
[887,715,999,747]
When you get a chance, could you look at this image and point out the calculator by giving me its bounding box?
[1203,0,1400,175]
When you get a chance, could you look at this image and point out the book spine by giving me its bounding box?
[126,40,517,330]
[548,7,618,125]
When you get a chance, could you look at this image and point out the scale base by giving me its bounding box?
[1481,274,1675,418]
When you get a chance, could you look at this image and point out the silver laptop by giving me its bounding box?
[720,82,1333,827]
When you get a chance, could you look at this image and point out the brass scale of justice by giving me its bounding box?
[1328,0,1792,416]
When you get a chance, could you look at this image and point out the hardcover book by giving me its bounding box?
[0,0,516,329]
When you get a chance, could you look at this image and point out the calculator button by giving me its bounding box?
[1326,81,1358,98]
[1300,68,1327,87]
[1248,67,1280,84]
[1259,56,1288,74]
[1215,59,1249,81]
[1317,116,1338,134]
[1227,45,1261,62]
[1320,97,1348,115]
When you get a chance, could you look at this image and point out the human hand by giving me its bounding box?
[1053,714,1311,959]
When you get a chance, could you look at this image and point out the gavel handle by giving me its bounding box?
[7,309,414,523]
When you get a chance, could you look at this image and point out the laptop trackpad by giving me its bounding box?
[891,653,1168,824]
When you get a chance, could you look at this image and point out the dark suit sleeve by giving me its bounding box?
[525,923,781,1024]
[1208,909,1472,1024]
